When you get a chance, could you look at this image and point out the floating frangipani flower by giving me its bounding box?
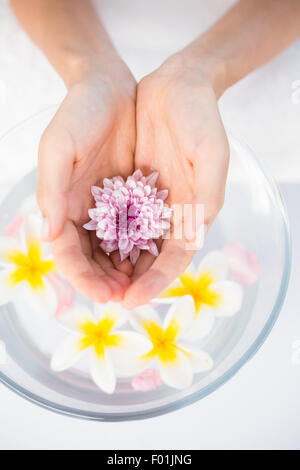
[5,196,75,317]
[0,213,58,316]
[223,242,259,285]
[159,251,243,340]
[51,302,152,394]
[131,369,162,392]
[130,296,213,390]
[83,169,172,264]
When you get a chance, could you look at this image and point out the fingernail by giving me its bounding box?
[42,218,50,240]
[142,278,166,301]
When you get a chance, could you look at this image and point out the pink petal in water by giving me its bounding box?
[131,369,162,392]
[5,215,24,237]
[47,272,75,317]
[223,242,259,285]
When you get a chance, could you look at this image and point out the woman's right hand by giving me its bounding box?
[37,57,136,303]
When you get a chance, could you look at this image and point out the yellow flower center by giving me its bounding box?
[77,313,123,359]
[5,238,55,291]
[141,320,187,365]
[161,271,221,316]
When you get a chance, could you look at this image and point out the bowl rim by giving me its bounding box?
[0,108,292,422]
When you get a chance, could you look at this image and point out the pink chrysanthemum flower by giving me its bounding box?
[83,170,172,264]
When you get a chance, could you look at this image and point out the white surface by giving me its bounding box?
[0,0,300,450]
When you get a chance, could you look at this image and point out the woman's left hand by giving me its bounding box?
[123,52,229,308]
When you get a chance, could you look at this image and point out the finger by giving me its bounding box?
[90,232,131,301]
[89,232,130,287]
[131,251,155,281]
[122,239,194,309]
[51,221,112,303]
[93,248,131,302]
[130,240,162,281]
[110,251,134,277]
[37,124,75,242]
[90,259,125,303]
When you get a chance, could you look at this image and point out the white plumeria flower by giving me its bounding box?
[51,302,152,394]
[159,251,243,340]
[0,213,57,316]
[130,296,213,390]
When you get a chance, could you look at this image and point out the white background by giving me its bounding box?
[0,0,300,450]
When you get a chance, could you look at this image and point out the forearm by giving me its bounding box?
[180,0,300,97]
[10,0,120,87]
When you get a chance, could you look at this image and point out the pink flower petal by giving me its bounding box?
[133,187,145,197]
[103,178,114,189]
[119,250,129,262]
[148,240,158,257]
[131,369,162,392]
[100,240,118,253]
[112,176,125,184]
[83,220,98,231]
[126,178,136,189]
[46,272,75,317]
[91,186,103,199]
[157,189,168,201]
[223,242,259,285]
[118,238,132,252]
[132,169,143,182]
[145,171,159,187]
[5,215,24,237]
[130,246,140,265]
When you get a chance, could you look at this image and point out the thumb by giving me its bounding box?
[37,127,74,241]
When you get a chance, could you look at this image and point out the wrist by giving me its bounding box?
[168,46,228,99]
[59,49,131,90]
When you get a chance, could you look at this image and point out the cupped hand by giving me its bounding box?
[37,59,136,303]
[123,53,229,308]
